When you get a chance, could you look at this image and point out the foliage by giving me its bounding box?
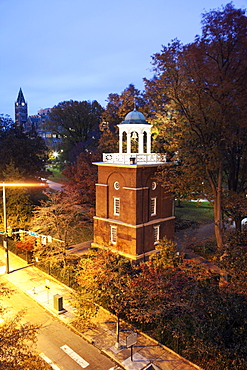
[0,124,48,181]
[62,150,101,208]
[0,283,49,370]
[71,290,98,331]
[30,190,92,268]
[150,237,180,268]
[0,162,34,232]
[43,100,104,161]
[145,3,247,247]
[0,114,13,132]
[97,125,119,153]
[102,84,147,133]
[16,236,36,252]
[76,249,132,316]
[75,247,247,369]
[217,226,247,294]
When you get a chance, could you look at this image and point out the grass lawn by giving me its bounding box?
[175,200,214,225]
[47,166,68,183]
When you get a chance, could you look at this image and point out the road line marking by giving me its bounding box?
[39,352,62,370]
[60,344,89,368]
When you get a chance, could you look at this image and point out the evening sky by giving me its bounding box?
[1,0,246,119]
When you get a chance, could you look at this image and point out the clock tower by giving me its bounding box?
[92,108,175,262]
[15,88,28,127]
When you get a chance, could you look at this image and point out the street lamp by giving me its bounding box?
[0,182,46,273]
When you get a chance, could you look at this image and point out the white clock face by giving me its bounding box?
[151,181,157,190]
[114,181,120,190]
[21,102,25,106]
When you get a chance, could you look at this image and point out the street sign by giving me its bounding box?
[41,236,47,245]
[45,279,51,290]
[29,230,38,237]
[126,332,137,348]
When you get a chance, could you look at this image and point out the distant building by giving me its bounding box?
[15,88,28,127]
[92,107,175,262]
[14,88,61,149]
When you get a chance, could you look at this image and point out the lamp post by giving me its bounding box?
[1,182,46,274]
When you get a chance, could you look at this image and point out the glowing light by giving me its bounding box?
[0,183,46,187]
[52,151,59,158]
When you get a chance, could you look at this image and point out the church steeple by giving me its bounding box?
[15,88,28,127]
[16,88,26,105]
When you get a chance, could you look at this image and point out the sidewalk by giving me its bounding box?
[0,248,202,370]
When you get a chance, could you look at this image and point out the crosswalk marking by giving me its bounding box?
[39,353,62,370]
[60,344,89,368]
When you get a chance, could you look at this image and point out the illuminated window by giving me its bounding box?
[154,225,160,244]
[151,197,157,216]
[110,226,117,244]
[114,197,120,216]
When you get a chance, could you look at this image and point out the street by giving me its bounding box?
[0,278,119,370]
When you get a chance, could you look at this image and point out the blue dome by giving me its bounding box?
[120,108,150,124]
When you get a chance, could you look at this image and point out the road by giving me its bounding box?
[42,178,64,191]
[0,278,119,370]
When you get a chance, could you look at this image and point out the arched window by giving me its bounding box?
[131,131,139,153]
[143,131,147,153]
[122,131,127,153]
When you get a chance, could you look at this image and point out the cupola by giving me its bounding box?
[118,108,152,155]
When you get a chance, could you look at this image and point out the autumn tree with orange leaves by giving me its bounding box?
[145,3,247,248]
[75,246,247,369]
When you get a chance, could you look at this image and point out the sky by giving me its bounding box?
[1,0,247,119]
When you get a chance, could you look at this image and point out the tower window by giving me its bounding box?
[151,197,157,216]
[114,197,120,216]
[110,226,117,244]
[154,225,160,244]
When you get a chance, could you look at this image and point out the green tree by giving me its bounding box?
[145,3,247,248]
[43,100,104,161]
[0,125,48,181]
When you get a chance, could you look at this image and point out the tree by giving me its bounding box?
[0,162,33,231]
[0,125,48,181]
[16,235,36,262]
[145,3,247,248]
[217,226,247,294]
[0,114,13,132]
[75,248,247,368]
[43,100,104,161]
[102,84,147,133]
[62,150,101,209]
[0,283,50,370]
[150,237,181,268]
[76,249,132,342]
[31,190,92,268]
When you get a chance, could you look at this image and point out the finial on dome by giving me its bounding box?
[133,97,137,111]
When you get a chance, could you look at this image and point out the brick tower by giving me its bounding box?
[92,108,175,262]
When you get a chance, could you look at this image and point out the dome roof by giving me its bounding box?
[120,108,150,125]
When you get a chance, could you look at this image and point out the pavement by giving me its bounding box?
[175,223,228,283]
[0,247,202,370]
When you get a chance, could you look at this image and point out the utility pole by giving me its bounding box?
[1,182,46,273]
